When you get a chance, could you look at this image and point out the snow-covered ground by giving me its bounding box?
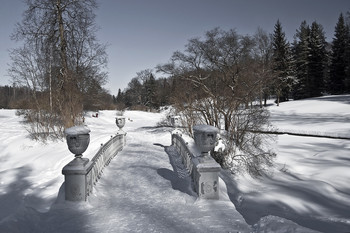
[269,95,350,138]
[229,95,350,233]
[0,95,349,232]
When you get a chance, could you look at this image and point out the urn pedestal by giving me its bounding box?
[192,158,221,199]
[62,126,92,201]
[192,124,220,199]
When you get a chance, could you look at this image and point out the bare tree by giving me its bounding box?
[9,0,108,140]
[253,27,275,107]
[157,28,276,177]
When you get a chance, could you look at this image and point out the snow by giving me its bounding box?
[229,95,350,233]
[268,94,350,138]
[64,126,91,135]
[0,95,350,232]
[214,136,226,152]
[193,124,219,133]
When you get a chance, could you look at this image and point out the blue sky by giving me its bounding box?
[0,0,349,95]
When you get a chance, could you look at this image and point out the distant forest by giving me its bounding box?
[0,84,115,110]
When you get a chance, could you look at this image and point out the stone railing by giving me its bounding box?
[62,126,126,201]
[171,127,221,199]
[87,133,125,196]
[172,132,195,175]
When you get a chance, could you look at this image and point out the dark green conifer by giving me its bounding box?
[330,13,348,94]
[309,21,327,97]
[293,21,310,99]
[272,20,295,105]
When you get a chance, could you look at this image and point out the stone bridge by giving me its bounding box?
[62,117,222,202]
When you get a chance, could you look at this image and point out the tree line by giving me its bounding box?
[118,12,350,111]
[0,85,30,109]
[113,69,171,111]
[0,84,115,110]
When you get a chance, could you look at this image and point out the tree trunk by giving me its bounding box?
[57,0,76,127]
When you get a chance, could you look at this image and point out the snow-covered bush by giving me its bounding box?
[18,109,66,141]
[213,107,276,177]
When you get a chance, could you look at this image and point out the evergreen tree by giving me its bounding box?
[344,12,350,92]
[330,13,348,94]
[272,20,295,105]
[124,77,143,108]
[114,88,126,110]
[143,73,158,109]
[309,21,327,97]
[293,21,310,99]
[157,78,171,107]
[116,88,123,103]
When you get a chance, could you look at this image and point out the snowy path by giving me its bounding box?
[79,125,250,232]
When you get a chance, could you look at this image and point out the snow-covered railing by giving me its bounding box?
[86,133,125,196]
[62,132,126,201]
[171,128,221,199]
[172,132,195,175]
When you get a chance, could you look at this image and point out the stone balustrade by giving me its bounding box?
[62,133,125,201]
[88,133,125,196]
[172,128,221,199]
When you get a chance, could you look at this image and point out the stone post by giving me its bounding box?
[192,124,221,199]
[192,158,221,199]
[62,126,92,201]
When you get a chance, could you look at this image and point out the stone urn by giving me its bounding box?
[65,126,91,158]
[116,116,126,131]
[170,116,180,128]
[193,125,219,158]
